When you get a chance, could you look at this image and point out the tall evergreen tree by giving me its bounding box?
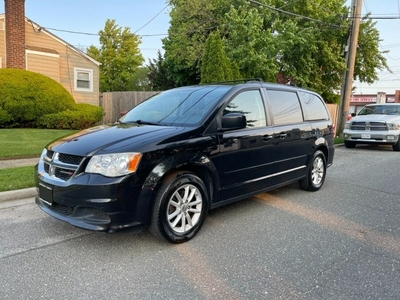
[201,31,234,84]
[147,51,175,90]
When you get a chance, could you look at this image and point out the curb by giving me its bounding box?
[0,187,36,203]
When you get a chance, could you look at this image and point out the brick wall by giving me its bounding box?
[5,0,26,69]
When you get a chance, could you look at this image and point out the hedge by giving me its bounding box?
[37,103,104,130]
[0,69,104,129]
[0,69,76,127]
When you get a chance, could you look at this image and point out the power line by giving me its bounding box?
[247,0,343,28]
[43,27,167,38]
[134,4,169,34]
[44,27,98,36]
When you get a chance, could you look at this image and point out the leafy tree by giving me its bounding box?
[222,4,278,82]
[163,0,389,103]
[129,67,151,91]
[87,19,144,92]
[147,50,175,90]
[261,0,349,103]
[163,0,237,86]
[354,15,390,83]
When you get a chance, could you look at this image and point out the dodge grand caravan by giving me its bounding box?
[35,81,335,243]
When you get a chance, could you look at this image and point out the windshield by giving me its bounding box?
[358,105,400,116]
[120,86,231,126]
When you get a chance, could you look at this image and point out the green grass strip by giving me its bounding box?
[0,129,77,159]
[0,166,36,192]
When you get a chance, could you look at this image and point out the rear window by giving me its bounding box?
[298,92,329,121]
[266,90,303,125]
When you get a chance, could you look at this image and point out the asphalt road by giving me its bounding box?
[1,145,399,299]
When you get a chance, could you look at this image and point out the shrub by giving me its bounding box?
[37,103,104,130]
[0,69,76,127]
[0,108,11,125]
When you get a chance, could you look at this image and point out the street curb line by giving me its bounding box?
[0,187,36,202]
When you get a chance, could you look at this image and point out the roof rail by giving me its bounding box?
[208,78,264,85]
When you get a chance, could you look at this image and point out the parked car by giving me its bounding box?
[343,103,400,151]
[35,81,335,243]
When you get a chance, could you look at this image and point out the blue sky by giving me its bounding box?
[1,0,399,94]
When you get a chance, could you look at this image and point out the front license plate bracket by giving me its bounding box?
[39,184,53,205]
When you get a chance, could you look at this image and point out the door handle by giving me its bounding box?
[262,135,273,141]
[276,133,287,139]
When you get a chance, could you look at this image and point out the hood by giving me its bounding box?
[349,114,400,123]
[46,124,188,156]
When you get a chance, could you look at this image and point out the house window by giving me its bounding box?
[74,68,93,92]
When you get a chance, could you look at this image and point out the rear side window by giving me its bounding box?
[266,90,303,125]
[298,92,329,121]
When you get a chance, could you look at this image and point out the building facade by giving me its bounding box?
[0,0,100,105]
[350,90,400,114]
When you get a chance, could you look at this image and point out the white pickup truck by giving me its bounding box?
[343,103,400,151]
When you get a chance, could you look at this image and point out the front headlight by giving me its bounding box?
[344,123,350,129]
[387,123,400,130]
[85,153,142,177]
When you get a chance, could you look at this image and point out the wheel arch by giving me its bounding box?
[313,137,330,164]
[143,153,219,208]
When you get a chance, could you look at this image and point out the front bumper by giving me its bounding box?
[343,129,399,145]
[36,196,117,231]
[35,168,155,232]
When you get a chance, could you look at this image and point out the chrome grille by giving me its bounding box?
[46,150,54,159]
[58,153,84,165]
[350,121,387,131]
[43,150,84,181]
[55,167,76,181]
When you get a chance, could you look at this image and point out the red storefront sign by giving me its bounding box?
[350,97,376,103]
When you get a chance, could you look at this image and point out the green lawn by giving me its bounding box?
[0,166,36,192]
[0,128,77,159]
[0,129,77,192]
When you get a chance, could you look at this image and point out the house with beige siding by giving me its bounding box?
[0,7,100,105]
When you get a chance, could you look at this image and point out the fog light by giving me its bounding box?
[387,135,395,140]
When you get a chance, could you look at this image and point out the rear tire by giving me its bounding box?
[300,150,326,191]
[344,141,356,148]
[150,171,209,243]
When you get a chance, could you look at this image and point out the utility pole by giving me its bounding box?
[338,0,363,136]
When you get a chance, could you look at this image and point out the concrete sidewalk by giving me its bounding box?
[0,157,39,169]
[0,158,39,203]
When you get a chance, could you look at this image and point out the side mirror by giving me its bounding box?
[220,113,247,131]
[351,113,356,117]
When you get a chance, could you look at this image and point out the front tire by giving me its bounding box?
[344,140,356,148]
[300,150,326,191]
[392,138,400,151]
[150,171,209,243]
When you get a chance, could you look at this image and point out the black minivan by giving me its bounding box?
[35,81,335,243]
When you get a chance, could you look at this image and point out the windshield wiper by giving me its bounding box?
[130,119,161,126]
